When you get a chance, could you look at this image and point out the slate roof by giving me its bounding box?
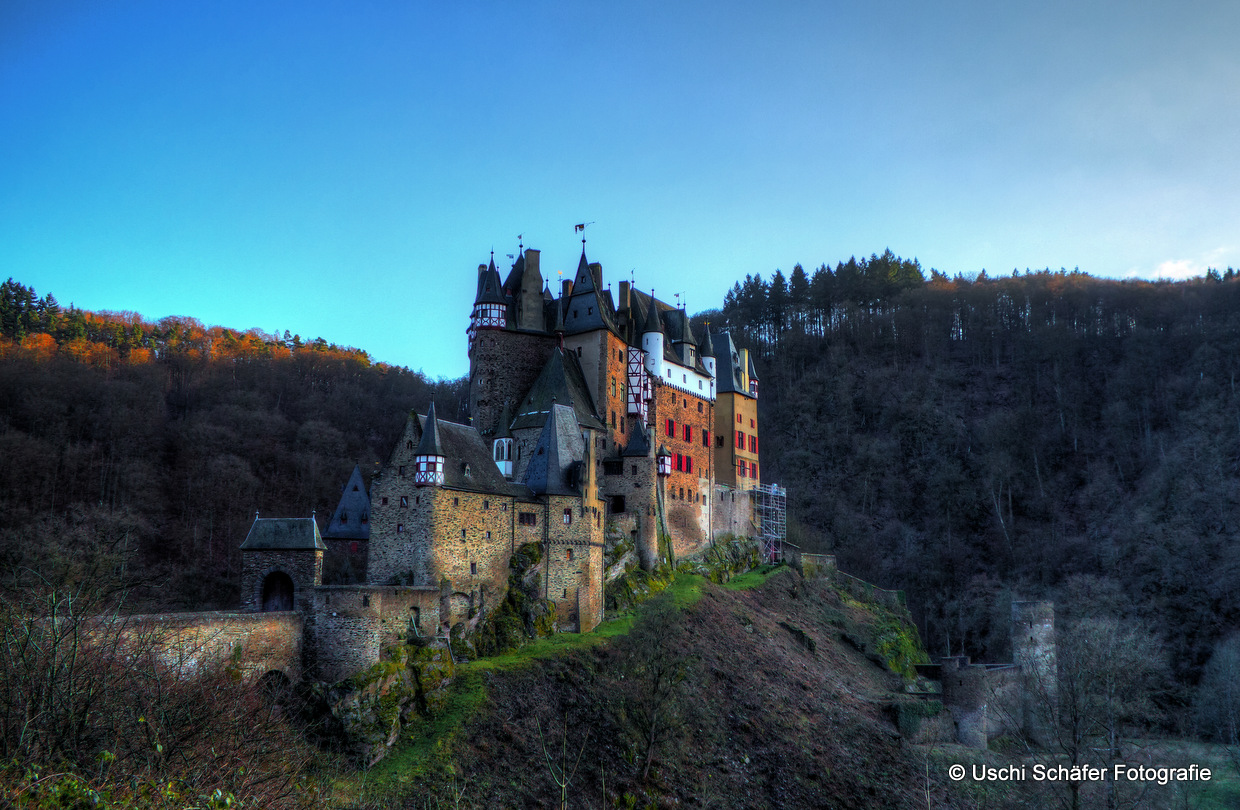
[323,464,370,540]
[523,404,586,496]
[562,250,621,335]
[413,410,530,496]
[510,348,605,431]
[710,331,749,394]
[622,421,652,457]
[415,401,446,456]
[474,256,506,306]
[241,517,327,551]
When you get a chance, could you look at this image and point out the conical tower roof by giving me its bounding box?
[475,255,506,305]
[416,402,445,456]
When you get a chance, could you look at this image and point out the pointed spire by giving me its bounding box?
[699,327,715,358]
[641,294,664,336]
[416,402,445,457]
[572,248,595,292]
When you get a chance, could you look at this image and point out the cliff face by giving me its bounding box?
[383,568,960,809]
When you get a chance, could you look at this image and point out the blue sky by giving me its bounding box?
[2,1,1237,379]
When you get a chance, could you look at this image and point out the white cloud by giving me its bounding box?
[1153,259,1202,280]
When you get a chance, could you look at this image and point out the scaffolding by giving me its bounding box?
[752,483,787,564]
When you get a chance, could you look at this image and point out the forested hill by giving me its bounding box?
[0,278,466,609]
[6,262,1240,686]
[694,253,1240,683]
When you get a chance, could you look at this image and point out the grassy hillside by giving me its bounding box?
[339,568,967,810]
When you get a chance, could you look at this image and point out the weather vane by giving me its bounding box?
[574,222,595,247]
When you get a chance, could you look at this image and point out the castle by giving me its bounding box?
[237,244,769,682]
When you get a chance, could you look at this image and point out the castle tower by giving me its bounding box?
[413,402,446,486]
[468,253,557,438]
[1012,600,1057,746]
[640,295,666,381]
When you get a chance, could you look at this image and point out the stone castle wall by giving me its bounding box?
[113,610,303,683]
[308,585,440,682]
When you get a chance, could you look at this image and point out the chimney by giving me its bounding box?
[618,280,630,314]
[562,279,574,298]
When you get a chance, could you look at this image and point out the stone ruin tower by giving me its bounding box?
[1011,600,1057,746]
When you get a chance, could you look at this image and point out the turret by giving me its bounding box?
[492,401,514,478]
[699,329,717,380]
[469,256,507,356]
[641,296,665,380]
[413,402,446,486]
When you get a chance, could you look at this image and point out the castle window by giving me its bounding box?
[632,465,637,476]
[563,509,572,525]
[752,463,758,478]
[699,380,703,390]
[485,531,491,539]
[736,430,744,449]
[611,377,616,396]
[738,460,747,478]
[353,484,359,491]
[611,410,616,428]
[750,418,755,428]
[588,307,593,315]
[400,496,408,508]
[363,595,370,607]
[686,456,693,473]
[577,347,582,357]
[683,425,691,442]
[471,562,477,576]
[382,497,389,505]
[703,430,710,447]
[461,529,466,539]
[362,513,368,523]
[716,435,724,447]
[611,495,626,513]
[666,419,674,437]
[749,435,757,453]
[683,374,687,383]
[406,441,413,450]
[397,524,404,533]
[416,496,420,504]
[454,497,459,507]
[698,402,703,412]
[675,453,683,472]
[679,487,684,499]
[399,465,406,477]
[563,588,568,598]
[483,499,489,510]
[501,503,508,511]
[519,512,536,526]
[341,513,348,523]
[566,548,574,561]
[737,414,742,423]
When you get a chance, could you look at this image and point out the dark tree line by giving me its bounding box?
[0,279,466,610]
[699,258,1240,691]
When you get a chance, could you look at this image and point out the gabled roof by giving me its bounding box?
[562,252,620,335]
[241,517,327,551]
[415,401,445,456]
[523,404,586,496]
[747,353,759,382]
[511,348,605,431]
[413,410,530,496]
[324,465,370,540]
[711,331,748,394]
